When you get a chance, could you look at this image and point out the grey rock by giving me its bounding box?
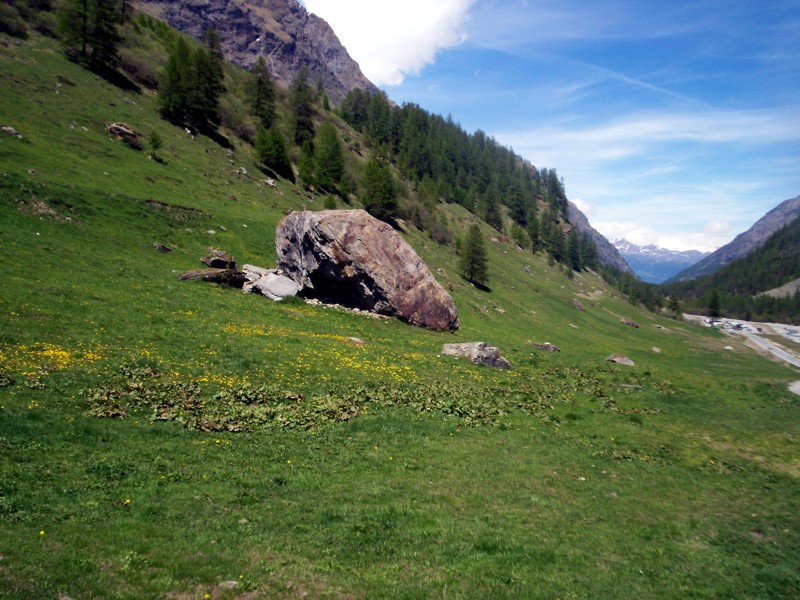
[276,210,459,331]
[442,342,510,369]
[573,299,585,311]
[606,353,636,367]
[531,342,560,353]
[153,242,171,253]
[242,264,275,281]
[621,318,639,329]
[244,272,301,300]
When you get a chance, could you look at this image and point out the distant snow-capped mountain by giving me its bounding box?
[612,239,709,284]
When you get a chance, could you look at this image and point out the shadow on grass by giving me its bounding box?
[462,276,492,293]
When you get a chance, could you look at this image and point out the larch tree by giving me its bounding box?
[360,158,397,221]
[249,57,276,129]
[460,223,489,285]
[314,120,344,192]
[255,127,294,182]
[290,67,315,148]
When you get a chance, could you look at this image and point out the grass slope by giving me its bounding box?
[1,33,799,599]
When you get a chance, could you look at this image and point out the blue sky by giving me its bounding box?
[300,0,800,251]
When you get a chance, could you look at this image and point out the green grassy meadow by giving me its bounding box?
[1,33,799,598]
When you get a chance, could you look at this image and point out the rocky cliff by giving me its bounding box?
[668,194,800,282]
[131,0,378,103]
[567,201,634,276]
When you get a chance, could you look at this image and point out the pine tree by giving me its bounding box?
[255,127,294,182]
[60,0,120,71]
[668,294,682,319]
[158,38,222,130]
[158,37,192,123]
[360,158,397,221]
[297,142,315,188]
[460,223,489,285]
[707,289,722,318]
[567,228,581,271]
[314,120,344,191]
[291,67,315,148]
[188,46,221,128]
[527,211,540,252]
[249,57,276,129]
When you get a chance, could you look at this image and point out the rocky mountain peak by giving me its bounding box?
[132,0,378,103]
[612,239,710,283]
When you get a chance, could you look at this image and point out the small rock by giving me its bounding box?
[219,581,239,590]
[27,168,38,176]
[573,299,585,311]
[105,122,142,150]
[724,346,734,351]
[606,353,636,367]
[651,346,661,354]
[347,337,366,345]
[238,518,248,525]
[2,126,22,139]
[530,342,560,353]
[206,229,216,235]
[153,243,171,254]
[569,323,578,329]
[621,318,639,328]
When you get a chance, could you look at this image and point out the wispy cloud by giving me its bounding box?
[300,0,476,86]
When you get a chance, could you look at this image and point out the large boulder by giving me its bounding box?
[276,210,459,331]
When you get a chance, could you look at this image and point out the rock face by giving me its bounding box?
[276,210,459,331]
[567,200,635,275]
[131,0,378,104]
[442,342,510,369]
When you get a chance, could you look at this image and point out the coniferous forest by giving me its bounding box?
[664,217,800,324]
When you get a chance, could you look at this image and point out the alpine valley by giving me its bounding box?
[0,0,799,598]
[612,239,709,284]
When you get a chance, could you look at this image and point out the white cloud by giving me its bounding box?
[593,220,659,247]
[594,219,734,252]
[300,0,476,86]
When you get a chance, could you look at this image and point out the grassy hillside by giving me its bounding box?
[2,31,800,599]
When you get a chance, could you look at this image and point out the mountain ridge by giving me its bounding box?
[131,0,379,103]
[668,194,800,282]
[612,239,709,284]
[567,202,634,276]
